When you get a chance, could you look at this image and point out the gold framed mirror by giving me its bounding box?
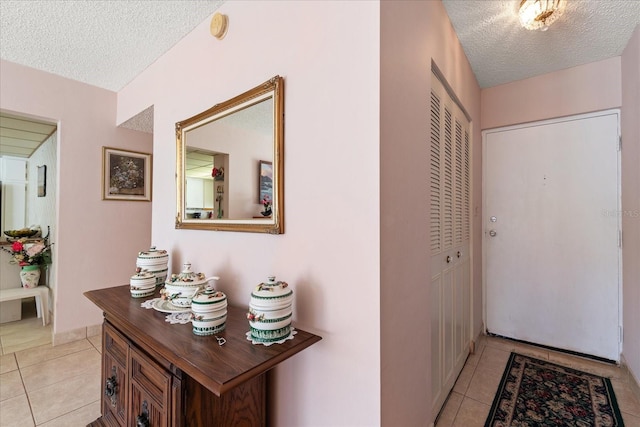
[176,76,284,233]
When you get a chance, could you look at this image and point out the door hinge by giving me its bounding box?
[619,230,623,248]
[618,135,622,151]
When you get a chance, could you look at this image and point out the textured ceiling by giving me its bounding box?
[442,0,640,88]
[0,0,638,142]
[2,1,638,92]
[0,0,224,92]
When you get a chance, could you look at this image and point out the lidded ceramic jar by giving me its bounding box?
[136,247,169,287]
[247,276,293,343]
[191,285,227,336]
[130,270,156,298]
[162,262,219,308]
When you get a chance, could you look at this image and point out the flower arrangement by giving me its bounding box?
[211,166,225,181]
[261,195,272,214]
[1,239,52,266]
[110,156,144,191]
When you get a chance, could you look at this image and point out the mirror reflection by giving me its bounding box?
[176,76,283,233]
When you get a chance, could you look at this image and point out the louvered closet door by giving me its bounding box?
[430,73,471,419]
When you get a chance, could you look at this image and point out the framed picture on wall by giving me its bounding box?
[258,160,273,204]
[102,147,152,201]
[37,165,47,197]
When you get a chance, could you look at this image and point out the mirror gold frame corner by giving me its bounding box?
[175,75,284,234]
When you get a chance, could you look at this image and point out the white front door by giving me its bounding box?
[483,110,621,362]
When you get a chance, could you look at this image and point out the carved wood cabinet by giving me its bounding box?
[85,285,321,427]
[100,323,179,427]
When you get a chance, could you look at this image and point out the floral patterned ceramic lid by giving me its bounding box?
[192,285,226,305]
[137,246,169,266]
[251,276,292,298]
[166,262,219,287]
[130,269,155,281]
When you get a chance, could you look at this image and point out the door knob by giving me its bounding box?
[489,230,497,237]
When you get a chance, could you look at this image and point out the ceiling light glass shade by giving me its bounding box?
[519,0,566,31]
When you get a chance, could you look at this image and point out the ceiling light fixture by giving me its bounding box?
[519,0,566,31]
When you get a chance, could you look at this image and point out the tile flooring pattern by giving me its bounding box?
[2,304,640,426]
[0,301,102,426]
[436,335,640,427]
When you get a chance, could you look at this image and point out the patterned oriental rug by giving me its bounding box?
[485,352,624,426]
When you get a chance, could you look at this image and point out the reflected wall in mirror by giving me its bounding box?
[176,76,284,233]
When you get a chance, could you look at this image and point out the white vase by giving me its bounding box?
[20,265,40,289]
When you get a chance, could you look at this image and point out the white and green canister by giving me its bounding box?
[247,276,293,343]
[136,246,169,287]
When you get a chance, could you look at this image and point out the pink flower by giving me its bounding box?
[26,243,45,257]
[12,241,23,252]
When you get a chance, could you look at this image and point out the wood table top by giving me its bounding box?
[85,285,321,396]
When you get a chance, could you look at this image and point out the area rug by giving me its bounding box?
[485,352,625,426]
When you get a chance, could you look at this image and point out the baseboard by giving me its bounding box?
[53,323,102,345]
[86,323,102,337]
[621,354,640,404]
[470,323,485,354]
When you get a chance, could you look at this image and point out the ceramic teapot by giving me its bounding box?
[162,263,219,308]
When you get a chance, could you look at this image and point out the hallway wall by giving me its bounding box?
[117,2,381,425]
[380,1,482,424]
[0,60,153,337]
[621,25,640,386]
[481,57,621,130]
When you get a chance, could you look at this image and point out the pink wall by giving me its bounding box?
[117,1,381,425]
[0,60,153,335]
[621,26,640,385]
[380,1,481,425]
[481,57,621,130]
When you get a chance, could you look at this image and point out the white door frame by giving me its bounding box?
[481,109,622,360]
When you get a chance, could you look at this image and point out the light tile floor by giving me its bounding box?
[0,300,52,355]
[436,335,640,427]
[2,304,640,426]
[0,300,102,426]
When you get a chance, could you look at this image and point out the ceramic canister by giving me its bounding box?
[247,276,293,343]
[191,286,227,335]
[136,246,169,286]
[130,270,156,298]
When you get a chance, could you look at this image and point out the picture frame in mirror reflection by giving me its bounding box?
[37,165,46,197]
[258,160,273,204]
[102,146,152,201]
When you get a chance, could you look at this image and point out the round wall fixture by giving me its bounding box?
[210,13,228,39]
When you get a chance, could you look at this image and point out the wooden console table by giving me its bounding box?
[85,285,321,426]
